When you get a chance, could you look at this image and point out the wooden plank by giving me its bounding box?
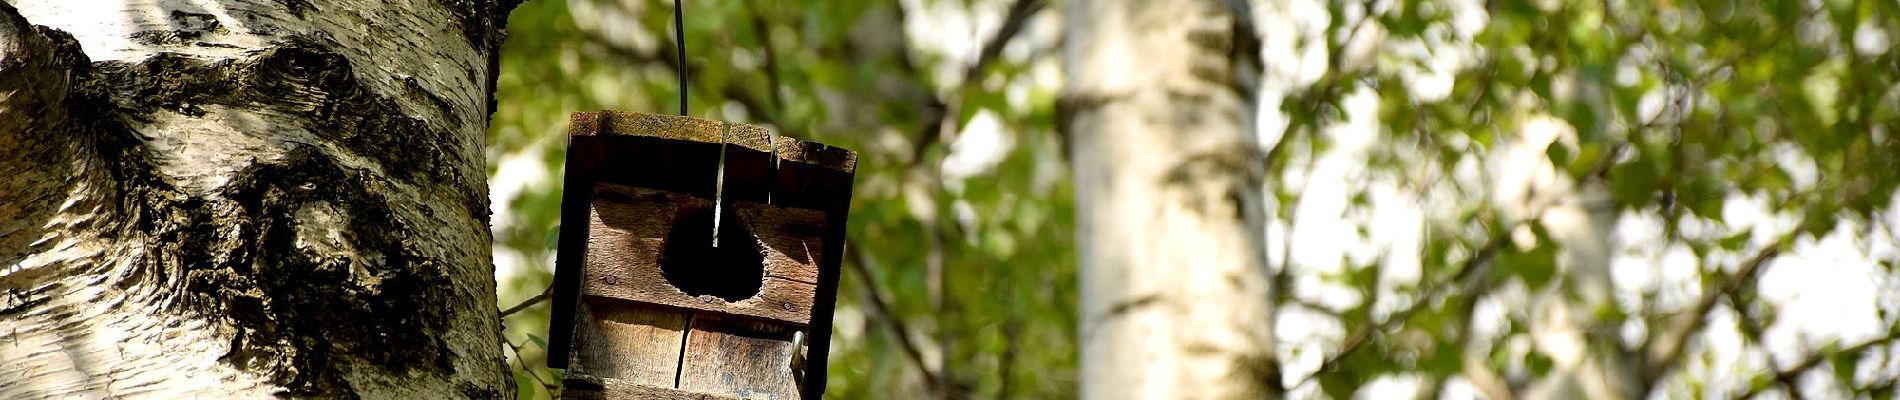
[738,202,826,285]
[563,372,744,400]
[556,111,857,397]
[678,315,802,400]
[580,272,817,328]
[568,111,857,172]
[567,302,686,387]
[582,184,821,326]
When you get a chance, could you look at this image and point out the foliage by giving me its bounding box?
[1259,0,1900,398]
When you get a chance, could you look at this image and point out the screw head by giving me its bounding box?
[603,275,619,285]
[781,302,794,311]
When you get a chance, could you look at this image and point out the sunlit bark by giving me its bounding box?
[0,0,515,397]
[1064,1,1274,398]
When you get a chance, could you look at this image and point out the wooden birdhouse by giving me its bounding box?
[547,111,855,400]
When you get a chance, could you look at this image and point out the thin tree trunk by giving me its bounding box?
[1493,121,1640,400]
[1062,1,1274,398]
[0,0,518,397]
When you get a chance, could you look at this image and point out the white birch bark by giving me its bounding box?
[0,0,517,397]
[1063,1,1274,398]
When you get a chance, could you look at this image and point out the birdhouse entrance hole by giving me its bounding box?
[551,111,858,400]
[660,205,766,302]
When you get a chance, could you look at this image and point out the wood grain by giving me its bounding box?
[739,202,827,285]
[678,315,803,399]
[581,184,823,326]
[563,372,745,400]
[552,111,856,398]
[568,111,856,172]
[567,301,687,387]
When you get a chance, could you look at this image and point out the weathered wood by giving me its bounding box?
[567,111,856,172]
[580,184,824,326]
[740,202,827,285]
[563,373,744,400]
[679,315,803,399]
[550,111,856,399]
[567,301,687,388]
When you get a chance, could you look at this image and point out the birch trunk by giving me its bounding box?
[0,0,517,397]
[1063,1,1274,398]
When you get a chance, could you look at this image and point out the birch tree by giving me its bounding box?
[0,0,519,397]
[1063,0,1275,398]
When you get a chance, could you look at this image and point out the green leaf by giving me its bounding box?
[1610,158,1660,207]
[514,372,536,400]
[1318,370,1360,400]
[1495,226,1560,290]
[1831,349,1862,385]
[1525,351,1555,376]
[1545,144,1573,172]
[1718,231,1751,251]
[1420,340,1464,376]
[528,333,549,349]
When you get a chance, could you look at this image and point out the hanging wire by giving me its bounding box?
[672,0,688,116]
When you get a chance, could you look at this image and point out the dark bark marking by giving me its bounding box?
[275,0,315,17]
[68,40,482,398]
[129,10,224,45]
[116,146,458,397]
[436,0,499,53]
[91,53,233,117]
[0,1,504,397]
[88,40,484,219]
[403,75,464,127]
[223,147,457,392]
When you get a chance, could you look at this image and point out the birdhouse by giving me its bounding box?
[546,111,855,400]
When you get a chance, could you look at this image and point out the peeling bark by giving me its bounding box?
[0,0,518,398]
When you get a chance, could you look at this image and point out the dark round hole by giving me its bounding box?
[659,206,764,302]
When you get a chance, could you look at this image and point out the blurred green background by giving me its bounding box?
[488,0,1900,399]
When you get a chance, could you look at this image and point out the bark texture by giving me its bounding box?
[1063,1,1274,398]
[0,0,516,397]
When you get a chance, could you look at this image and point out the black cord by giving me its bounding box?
[673,0,687,116]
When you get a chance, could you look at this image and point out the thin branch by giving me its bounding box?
[967,0,1044,84]
[506,339,557,394]
[499,283,554,319]
[844,241,946,396]
[1263,0,1377,167]
[1294,227,1510,387]
[996,314,1021,399]
[747,9,785,117]
[1738,334,1900,399]
[1643,233,1793,385]
[906,0,1046,167]
[1450,259,1516,400]
[1722,284,1797,399]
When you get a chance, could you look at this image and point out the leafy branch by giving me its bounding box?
[1641,231,1794,386]
[1737,333,1900,399]
[844,241,947,397]
[1293,223,1509,388]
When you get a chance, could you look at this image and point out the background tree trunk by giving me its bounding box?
[1063,0,1274,398]
[0,0,517,397]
